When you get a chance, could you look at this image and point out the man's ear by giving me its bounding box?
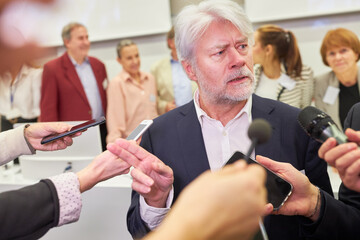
[181,60,197,81]
[64,39,70,49]
[116,57,122,65]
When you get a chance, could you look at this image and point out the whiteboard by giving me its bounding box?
[245,0,360,23]
[0,0,171,46]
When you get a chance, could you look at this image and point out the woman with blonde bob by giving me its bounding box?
[252,24,313,109]
[315,28,360,130]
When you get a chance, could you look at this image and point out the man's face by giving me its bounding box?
[65,26,90,60]
[183,21,254,105]
[118,44,141,76]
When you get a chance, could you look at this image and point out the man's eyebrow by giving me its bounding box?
[235,37,248,43]
[208,43,229,52]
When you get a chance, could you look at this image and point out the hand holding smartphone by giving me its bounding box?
[41,116,106,145]
[226,151,293,210]
[126,120,153,141]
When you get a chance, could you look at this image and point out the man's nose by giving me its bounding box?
[228,48,245,69]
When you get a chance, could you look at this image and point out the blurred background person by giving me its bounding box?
[0,59,42,164]
[106,39,158,143]
[151,26,197,115]
[252,24,313,109]
[315,28,360,130]
[0,62,41,131]
[39,22,108,150]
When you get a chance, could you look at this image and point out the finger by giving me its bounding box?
[107,141,142,168]
[132,180,151,194]
[318,138,337,159]
[62,136,74,146]
[345,128,360,143]
[131,168,154,187]
[114,138,158,162]
[330,145,360,171]
[152,161,173,179]
[44,122,72,133]
[256,155,280,171]
[263,203,274,216]
[344,159,360,180]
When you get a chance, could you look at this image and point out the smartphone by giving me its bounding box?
[126,120,153,141]
[41,116,106,144]
[226,151,293,210]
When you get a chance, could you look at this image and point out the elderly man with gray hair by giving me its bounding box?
[122,0,332,239]
[39,22,108,150]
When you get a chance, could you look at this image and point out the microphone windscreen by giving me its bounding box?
[248,119,272,144]
[297,106,334,138]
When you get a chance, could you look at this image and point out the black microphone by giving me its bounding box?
[245,118,272,163]
[298,106,347,144]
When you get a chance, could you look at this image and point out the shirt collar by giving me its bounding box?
[193,89,253,127]
[68,54,89,66]
[121,70,149,83]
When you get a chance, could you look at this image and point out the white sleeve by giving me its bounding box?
[139,186,174,230]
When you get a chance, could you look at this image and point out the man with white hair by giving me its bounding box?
[124,0,332,239]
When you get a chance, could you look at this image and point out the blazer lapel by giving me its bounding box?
[177,102,210,182]
[252,94,282,162]
[62,53,90,106]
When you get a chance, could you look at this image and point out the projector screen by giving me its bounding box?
[0,0,172,46]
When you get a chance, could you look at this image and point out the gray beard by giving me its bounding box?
[196,68,255,105]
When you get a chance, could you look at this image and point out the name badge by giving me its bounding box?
[323,86,339,105]
[149,94,156,102]
[102,78,108,89]
[278,74,296,90]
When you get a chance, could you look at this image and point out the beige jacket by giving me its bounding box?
[0,126,32,165]
[314,68,360,130]
[151,57,197,115]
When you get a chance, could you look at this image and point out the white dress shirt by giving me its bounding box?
[139,90,253,229]
[0,65,42,119]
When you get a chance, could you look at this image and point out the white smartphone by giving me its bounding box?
[126,120,153,141]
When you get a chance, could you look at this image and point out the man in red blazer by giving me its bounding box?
[40,22,108,149]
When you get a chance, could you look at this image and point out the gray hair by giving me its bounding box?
[116,39,136,58]
[174,0,254,63]
[61,22,86,44]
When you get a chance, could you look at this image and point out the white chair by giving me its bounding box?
[15,121,102,180]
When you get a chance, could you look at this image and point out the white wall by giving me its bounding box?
[252,11,360,76]
[44,0,360,82]
[55,33,170,82]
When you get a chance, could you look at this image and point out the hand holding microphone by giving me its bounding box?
[298,106,360,192]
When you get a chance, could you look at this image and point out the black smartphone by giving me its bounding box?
[126,120,153,141]
[226,151,293,210]
[41,116,106,145]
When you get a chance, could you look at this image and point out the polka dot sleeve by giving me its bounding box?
[49,172,82,226]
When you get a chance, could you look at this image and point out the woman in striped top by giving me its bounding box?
[252,24,314,109]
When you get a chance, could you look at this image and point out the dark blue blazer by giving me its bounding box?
[127,94,333,239]
[308,102,360,239]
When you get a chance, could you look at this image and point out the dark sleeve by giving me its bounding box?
[0,179,59,240]
[301,103,360,239]
[344,102,360,130]
[126,130,152,239]
[302,186,360,239]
